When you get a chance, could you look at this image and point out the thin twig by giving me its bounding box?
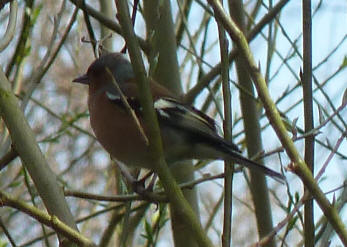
[105,67,149,145]
[315,131,347,181]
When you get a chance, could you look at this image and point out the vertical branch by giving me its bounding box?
[143,1,200,246]
[215,1,233,246]
[175,0,193,45]
[228,1,275,245]
[99,0,114,49]
[302,1,315,246]
[115,1,212,246]
[143,0,182,93]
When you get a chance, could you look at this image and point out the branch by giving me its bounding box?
[0,191,95,247]
[115,1,213,246]
[0,68,78,236]
[207,0,347,244]
[69,0,149,54]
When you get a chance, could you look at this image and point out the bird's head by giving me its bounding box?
[73,52,135,89]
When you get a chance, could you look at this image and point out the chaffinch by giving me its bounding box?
[73,52,284,182]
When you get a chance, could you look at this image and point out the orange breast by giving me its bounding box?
[88,92,153,168]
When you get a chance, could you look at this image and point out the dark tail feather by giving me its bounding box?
[226,150,285,184]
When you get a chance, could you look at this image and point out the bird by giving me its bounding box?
[73,52,284,182]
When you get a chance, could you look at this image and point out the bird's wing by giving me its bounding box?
[105,91,240,152]
[154,97,218,135]
[153,97,284,182]
[105,93,284,182]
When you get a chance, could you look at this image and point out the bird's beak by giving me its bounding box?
[73,74,89,84]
